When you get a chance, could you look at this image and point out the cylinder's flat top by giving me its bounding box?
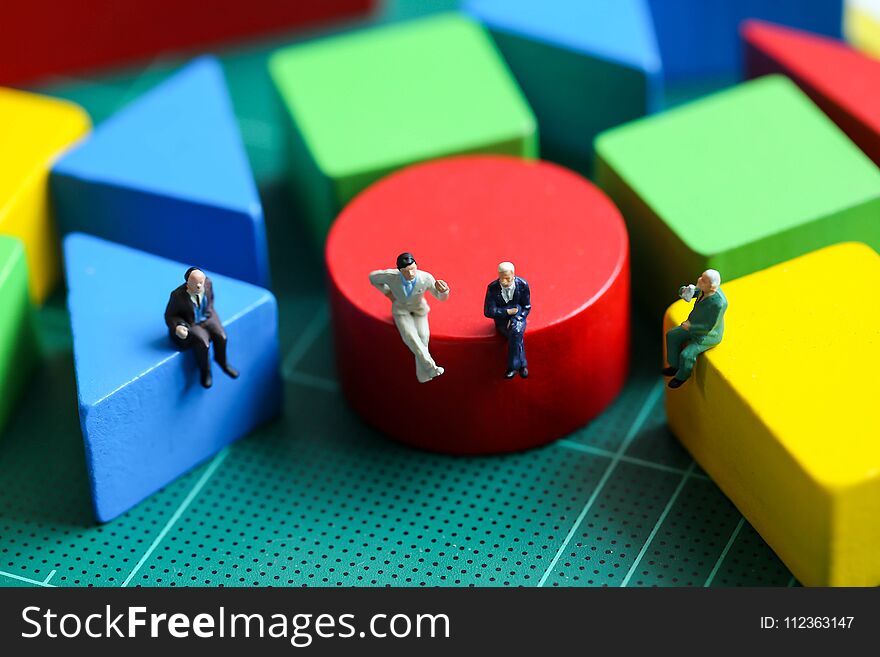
[327,156,628,338]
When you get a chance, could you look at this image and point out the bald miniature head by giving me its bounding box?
[498,261,515,288]
[185,268,206,296]
[696,269,721,293]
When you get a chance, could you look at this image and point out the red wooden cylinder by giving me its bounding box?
[326,156,630,454]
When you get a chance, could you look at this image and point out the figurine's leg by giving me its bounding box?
[497,323,514,376]
[187,325,212,384]
[673,342,706,382]
[507,318,526,370]
[393,313,437,382]
[414,311,430,350]
[414,313,444,379]
[665,326,689,371]
[202,318,228,366]
[201,317,238,379]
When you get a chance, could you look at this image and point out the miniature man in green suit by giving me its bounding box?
[662,269,727,389]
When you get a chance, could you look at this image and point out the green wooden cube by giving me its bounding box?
[0,236,38,435]
[595,75,880,317]
[269,13,537,236]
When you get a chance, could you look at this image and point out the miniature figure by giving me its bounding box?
[662,269,727,389]
[484,261,531,379]
[369,252,450,383]
[165,267,239,389]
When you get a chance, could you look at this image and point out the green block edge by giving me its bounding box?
[0,236,39,434]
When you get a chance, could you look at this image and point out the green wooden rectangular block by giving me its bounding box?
[269,12,538,237]
[595,75,880,317]
[0,236,38,435]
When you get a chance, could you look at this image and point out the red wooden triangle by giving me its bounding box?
[743,19,880,165]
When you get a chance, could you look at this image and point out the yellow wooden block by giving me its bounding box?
[845,1,880,58]
[0,88,90,303]
[663,242,880,586]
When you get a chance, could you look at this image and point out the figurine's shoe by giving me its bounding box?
[667,377,685,389]
[661,366,678,377]
[519,367,529,378]
[201,372,213,389]
[505,369,517,379]
[419,366,444,383]
[221,363,240,379]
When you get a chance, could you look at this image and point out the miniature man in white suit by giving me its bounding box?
[369,252,450,383]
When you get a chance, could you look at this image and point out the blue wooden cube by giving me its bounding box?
[647,0,843,82]
[464,0,662,172]
[52,57,271,287]
[65,233,281,522]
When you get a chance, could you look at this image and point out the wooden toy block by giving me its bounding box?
[464,0,662,173]
[595,75,880,318]
[744,20,880,166]
[0,237,38,436]
[663,243,880,587]
[51,58,271,287]
[269,13,537,237]
[647,0,843,81]
[327,156,629,454]
[385,0,458,19]
[845,0,880,57]
[0,0,376,85]
[0,88,90,303]
[65,234,281,522]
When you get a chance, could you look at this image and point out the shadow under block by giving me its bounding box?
[327,156,630,455]
[0,88,91,303]
[595,75,880,318]
[646,0,843,82]
[464,0,662,173]
[845,0,880,57]
[663,243,880,587]
[51,57,271,287]
[0,237,38,435]
[269,13,537,237]
[65,233,282,522]
[744,20,880,166]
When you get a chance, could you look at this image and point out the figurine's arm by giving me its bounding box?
[164,295,189,333]
[484,286,505,319]
[678,284,698,303]
[208,297,222,327]
[518,283,531,319]
[205,280,216,319]
[425,273,450,301]
[369,270,395,299]
[687,303,722,343]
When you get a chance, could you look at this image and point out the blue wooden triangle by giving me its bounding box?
[53,57,271,287]
[65,233,280,522]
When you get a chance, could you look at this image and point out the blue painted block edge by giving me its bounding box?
[65,235,283,522]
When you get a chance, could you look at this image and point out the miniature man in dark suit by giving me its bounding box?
[165,267,239,389]
[484,261,531,379]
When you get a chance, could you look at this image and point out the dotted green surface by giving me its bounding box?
[0,18,798,588]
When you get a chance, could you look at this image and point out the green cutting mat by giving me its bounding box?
[0,14,797,588]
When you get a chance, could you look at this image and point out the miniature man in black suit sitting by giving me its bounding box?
[164,267,239,388]
[484,261,531,379]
